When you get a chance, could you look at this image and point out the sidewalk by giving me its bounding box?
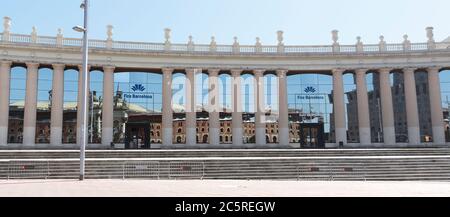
[0,180,449,197]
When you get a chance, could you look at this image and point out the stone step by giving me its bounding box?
[2,149,450,159]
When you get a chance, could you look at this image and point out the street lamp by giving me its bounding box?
[73,0,89,181]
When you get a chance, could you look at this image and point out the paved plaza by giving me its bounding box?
[0,180,449,197]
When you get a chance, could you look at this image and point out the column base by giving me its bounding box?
[359,127,371,146]
[255,127,266,146]
[0,126,8,146]
[232,127,243,147]
[162,128,173,147]
[279,128,289,146]
[50,127,63,146]
[186,127,196,146]
[22,127,36,146]
[335,127,347,145]
[383,127,396,145]
[209,128,220,146]
[432,126,446,144]
[408,127,421,145]
[101,127,113,146]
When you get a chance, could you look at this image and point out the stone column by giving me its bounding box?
[277,70,289,146]
[101,66,115,146]
[379,68,396,145]
[23,62,39,146]
[254,70,266,146]
[403,68,421,145]
[162,68,174,147]
[428,67,446,144]
[208,69,220,146]
[355,69,371,145]
[0,61,12,146]
[50,64,65,146]
[333,69,347,146]
[76,65,90,145]
[231,69,243,147]
[185,68,198,146]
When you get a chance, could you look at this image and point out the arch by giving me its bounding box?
[439,69,450,142]
[365,71,385,143]
[273,136,277,143]
[343,72,358,143]
[8,66,27,144]
[112,71,163,144]
[286,73,334,143]
[203,134,208,143]
[414,70,432,142]
[35,67,53,144]
[63,69,79,144]
[88,70,103,144]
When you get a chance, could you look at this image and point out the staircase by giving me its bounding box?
[1,149,450,181]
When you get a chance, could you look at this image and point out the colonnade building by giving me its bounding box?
[1,16,450,149]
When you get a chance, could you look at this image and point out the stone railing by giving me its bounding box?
[1,29,449,56]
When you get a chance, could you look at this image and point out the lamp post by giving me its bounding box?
[73,0,89,181]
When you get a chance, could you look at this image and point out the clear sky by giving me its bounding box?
[1,0,449,45]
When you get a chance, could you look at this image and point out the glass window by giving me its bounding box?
[8,67,26,144]
[36,68,53,144]
[63,69,78,144]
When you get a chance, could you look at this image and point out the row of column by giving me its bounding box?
[161,68,290,147]
[0,61,446,147]
[0,62,116,147]
[334,67,446,146]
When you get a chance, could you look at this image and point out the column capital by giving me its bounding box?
[276,69,288,77]
[103,65,115,73]
[253,69,265,77]
[231,69,243,77]
[427,66,442,73]
[0,60,12,66]
[208,69,220,76]
[25,62,39,69]
[355,68,368,75]
[77,64,91,71]
[162,67,174,74]
[378,68,392,74]
[332,68,345,75]
[52,64,65,71]
[185,68,201,75]
[403,67,417,73]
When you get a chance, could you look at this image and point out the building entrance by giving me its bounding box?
[299,123,325,149]
[125,121,151,149]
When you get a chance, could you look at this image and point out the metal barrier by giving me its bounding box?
[297,162,334,181]
[7,161,50,179]
[122,161,160,179]
[297,162,367,181]
[168,161,205,179]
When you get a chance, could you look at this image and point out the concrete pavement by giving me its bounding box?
[0,180,449,197]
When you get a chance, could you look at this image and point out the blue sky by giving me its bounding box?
[1,0,449,45]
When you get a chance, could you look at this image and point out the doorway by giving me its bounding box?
[300,123,325,149]
[125,122,151,149]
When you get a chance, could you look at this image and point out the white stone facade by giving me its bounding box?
[1,16,450,149]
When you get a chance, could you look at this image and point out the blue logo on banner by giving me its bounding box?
[304,86,316,93]
[131,84,146,92]
[125,84,153,99]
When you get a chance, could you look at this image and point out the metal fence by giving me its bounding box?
[7,161,50,179]
[168,161,205,179]
[297,162,367,181]
[1,158,450,181]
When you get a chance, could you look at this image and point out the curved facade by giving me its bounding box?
[1,16,450,149]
